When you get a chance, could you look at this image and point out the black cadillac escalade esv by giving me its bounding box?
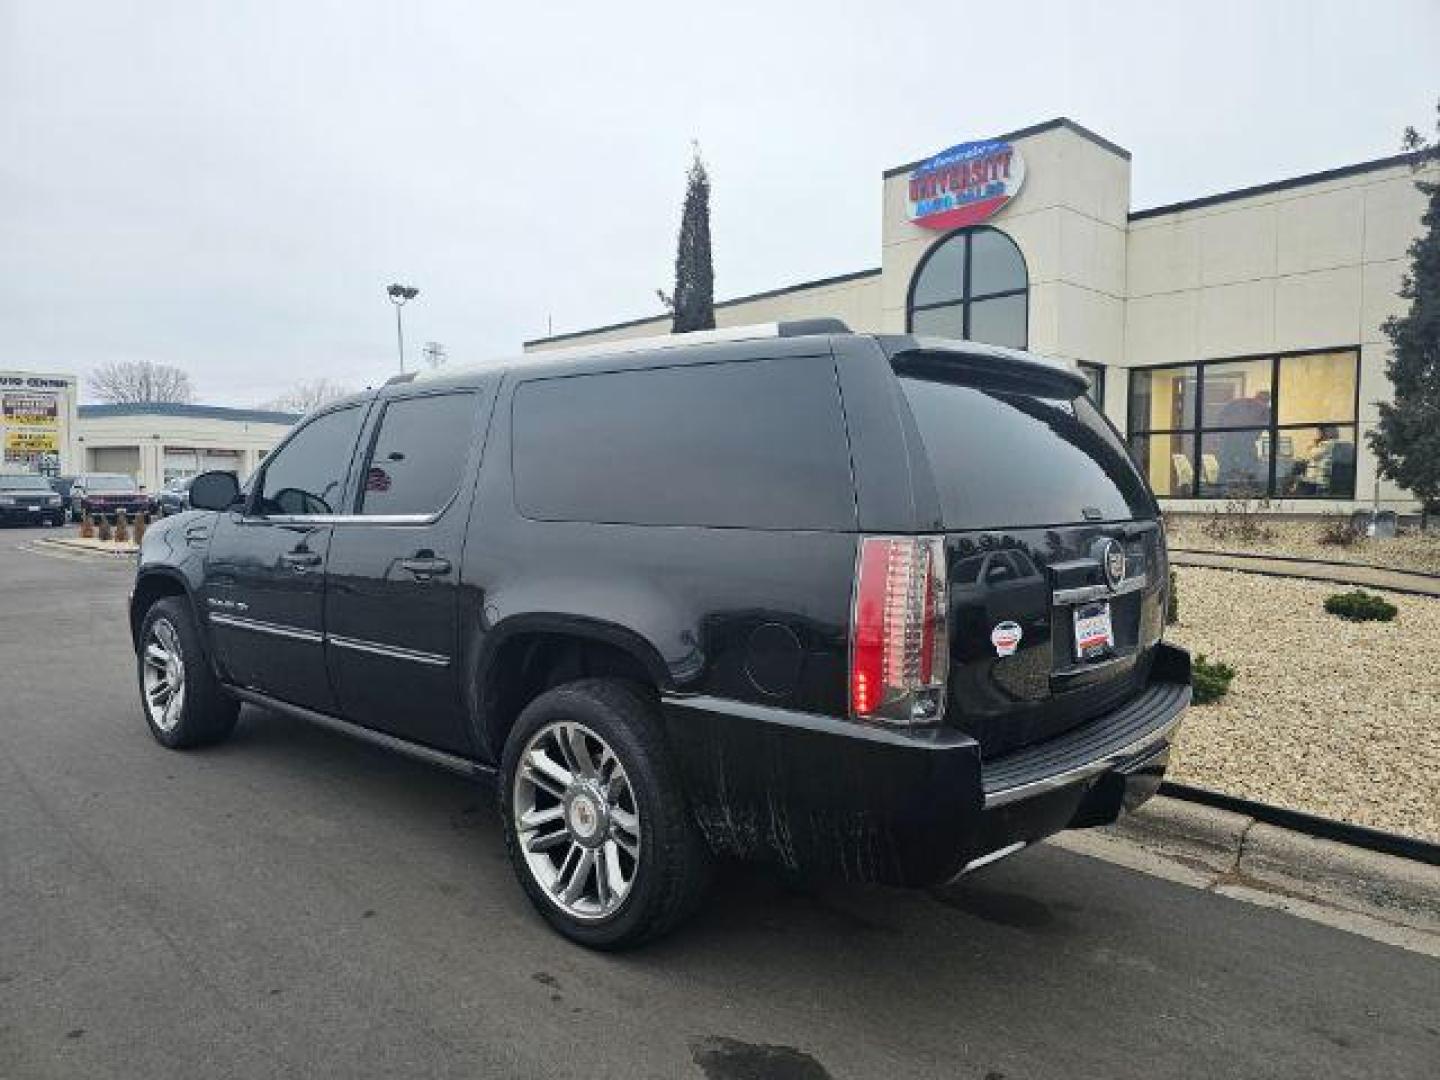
[129,321,1190,948]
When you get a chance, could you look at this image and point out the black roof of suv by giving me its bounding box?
[129,320,1189,948]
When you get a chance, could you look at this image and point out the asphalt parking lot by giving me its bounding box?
[2,536,1438,1080]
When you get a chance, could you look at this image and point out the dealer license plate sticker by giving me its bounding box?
[1073,601,1114,661]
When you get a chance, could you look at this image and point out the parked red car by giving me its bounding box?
[70,473,154,521]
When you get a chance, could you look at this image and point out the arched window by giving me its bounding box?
[906,226,1028,349]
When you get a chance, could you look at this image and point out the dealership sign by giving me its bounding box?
[3,392,59,427]
[906,139,1025,230]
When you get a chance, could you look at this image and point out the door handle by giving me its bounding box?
[400,555,451,580]
[281,550,322,572]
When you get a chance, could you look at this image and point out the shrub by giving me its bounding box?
[1199,497,1278,547]
[1166,568,1179,625]
[1324,589,1398,622]
[78,512,95,539]
[1191,654,1236,705]
[113,509,129,544]
[134,513,148,544]
[1317,516,1365,547]
[96,516,112,542]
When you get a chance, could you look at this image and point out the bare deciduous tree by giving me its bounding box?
[88,360,194,404]
[262,378,353,414]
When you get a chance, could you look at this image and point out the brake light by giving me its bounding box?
[850,536,949,725]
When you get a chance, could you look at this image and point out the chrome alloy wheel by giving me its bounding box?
[142,618,187,733]
[513,720,642,921]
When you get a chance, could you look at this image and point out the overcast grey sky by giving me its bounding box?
[2,0,1436,406]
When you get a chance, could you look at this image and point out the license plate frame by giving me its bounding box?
[1073,600,1115,661]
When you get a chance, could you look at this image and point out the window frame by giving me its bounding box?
[1126,346,1361,500]
[905,225,1029,349]
[1078,361,1106,407]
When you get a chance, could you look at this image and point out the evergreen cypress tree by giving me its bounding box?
[1369,101,1440,523]
[661,145,715,333]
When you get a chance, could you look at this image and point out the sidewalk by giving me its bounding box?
[1170,549,1440,597]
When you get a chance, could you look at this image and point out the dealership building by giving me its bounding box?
[1,371,296,491]
[526,117,1436,514]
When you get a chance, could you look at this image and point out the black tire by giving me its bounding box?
[136,597,239,749]
[499,678,713,949]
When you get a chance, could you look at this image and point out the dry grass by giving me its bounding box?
[1167,517,1440,576]
[1166,566,1440,841]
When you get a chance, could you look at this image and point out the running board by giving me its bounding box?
[226,687,495,780]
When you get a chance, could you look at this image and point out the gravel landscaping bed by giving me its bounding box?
[1167,518,1440,575]
[1165,566,1440,842]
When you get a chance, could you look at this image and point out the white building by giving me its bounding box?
[527,117,1437,515]
[75,403,298,490]
[1,373,298,490]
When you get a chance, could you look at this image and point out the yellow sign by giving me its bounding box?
[3,392,59,428]
[4,430,58,453]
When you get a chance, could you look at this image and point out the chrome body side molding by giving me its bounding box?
[208,613,324,644]
[328,634,451,667]
[206,614,451,667]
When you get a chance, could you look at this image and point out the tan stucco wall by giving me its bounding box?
[1125,159,1434,511]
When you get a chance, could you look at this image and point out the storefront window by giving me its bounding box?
[1201,359,1272,429]
[1275,425,1358,498]
[1277,351,1358,426]
[1078,362,1105,407]
[1127,430,1194,498]
[1129,367,1197,431]
[1127,349,1359,500]
[911,304,965,339]
[907,226,1028,349]
[1200,429,1271,497]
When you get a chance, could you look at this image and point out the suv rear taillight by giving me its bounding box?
[850,536,949,726]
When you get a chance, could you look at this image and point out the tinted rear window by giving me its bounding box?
[512,356,854,529]
[897,374,1154,529]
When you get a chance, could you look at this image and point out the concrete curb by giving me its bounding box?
[36,536,138,558]
[1110,797,1251,876]
[1240,823,1440,933]
[1082,795,1440,937]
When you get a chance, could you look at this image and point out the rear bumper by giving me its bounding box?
[662,642,1191,886]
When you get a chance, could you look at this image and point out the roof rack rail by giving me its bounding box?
[410,318,853,382]
[384,372,418,386]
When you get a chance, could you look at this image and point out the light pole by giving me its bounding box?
[386,283,419,373]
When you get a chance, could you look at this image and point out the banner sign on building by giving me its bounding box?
[4,429,59,454]
[3,391,60,427]
[0,375,72,475]
[906,139,1025,230]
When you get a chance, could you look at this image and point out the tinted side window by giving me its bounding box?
[512,356,854,529]
[359,393,478,515]
[257,406,365,516]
